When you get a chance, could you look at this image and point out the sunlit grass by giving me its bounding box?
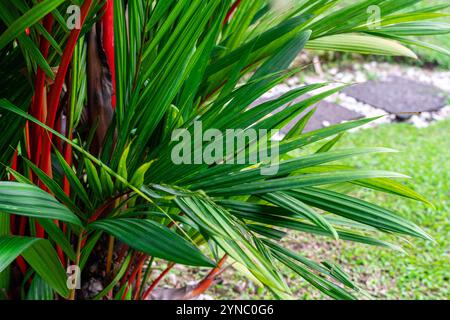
[211,119,450,300]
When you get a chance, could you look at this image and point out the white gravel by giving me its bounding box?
[257,61,450,129]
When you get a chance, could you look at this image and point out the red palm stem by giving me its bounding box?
[127,254,146,286]
[223,0,242,25]
[121,284,131,300]
[40,0,94,177]
[30,15,53,165]
[21,121,45,238]
[133,265,143,300]
[142,263,175,300]
[185,255,228,299]
[101,0,116,108]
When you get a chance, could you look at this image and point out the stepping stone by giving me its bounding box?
[280,100,363,134]
[343,76,448,119]
[251,91,364,134]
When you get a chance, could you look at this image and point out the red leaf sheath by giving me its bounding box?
[40,0,94,177]
[101,0,116,109]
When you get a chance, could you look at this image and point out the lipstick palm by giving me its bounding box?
[0,0,448,300]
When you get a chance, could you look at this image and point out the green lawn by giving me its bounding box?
[331,118,450,299]
[206,118,450,300]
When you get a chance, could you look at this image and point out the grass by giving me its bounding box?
[333,118,450,300]
[204,118,450,300]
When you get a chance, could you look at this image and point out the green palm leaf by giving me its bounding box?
[0,236,69,298]
[89,218,215,267]
[0,182,82,227]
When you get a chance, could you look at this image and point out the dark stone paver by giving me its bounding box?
[251,92,364,134]
[280,100,363,134]
[343,76,448,119]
